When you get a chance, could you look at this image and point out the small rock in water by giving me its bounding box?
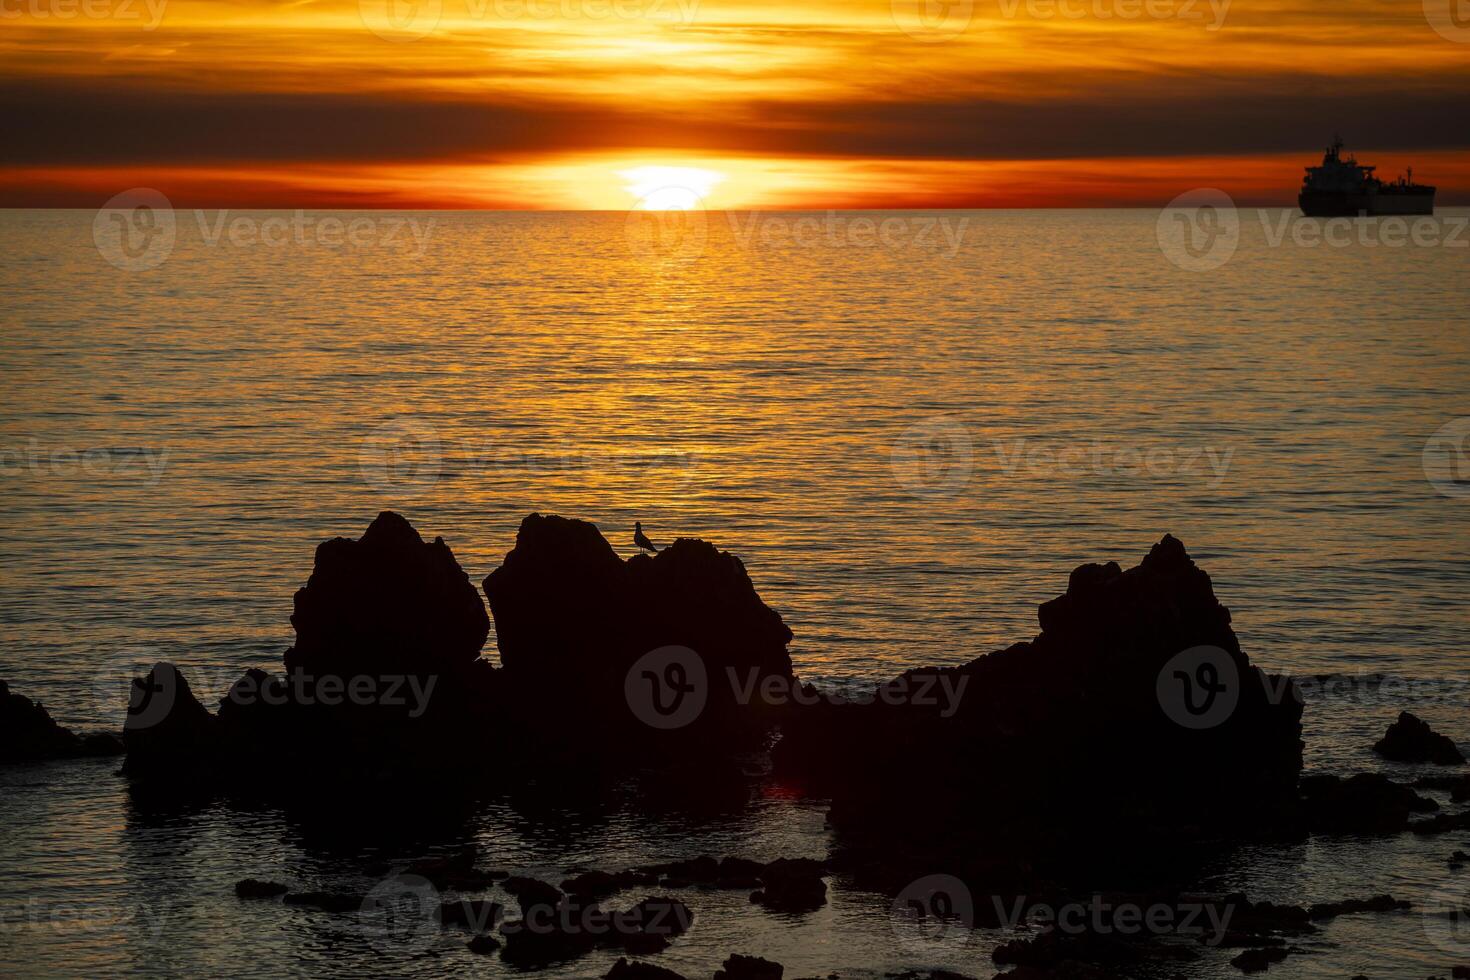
[749,858,827,913]
[605,958,689,980]
[466,933,501,954]
[1373,712,1465,765]
[234,879,290,899]
[1229,946,1290,973]
[714,955,784,980]
[1307,894,1409,919]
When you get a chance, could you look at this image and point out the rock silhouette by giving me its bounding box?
[122,663,218,777]
[0,679,123,761]
[483,513,794,748]
[1373,711,1465,765]
[207,513,497,779]
[285,511,489,683]
[1299,773,1438,834]
[714,954,784,980]
[775,535,1304,854]
[107,513,1315,876]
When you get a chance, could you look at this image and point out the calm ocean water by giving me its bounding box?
[1,208,1469,977]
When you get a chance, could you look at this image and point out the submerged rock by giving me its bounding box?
[1374,711,1465,765]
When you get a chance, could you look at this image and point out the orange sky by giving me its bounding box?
[2,0,1468,207]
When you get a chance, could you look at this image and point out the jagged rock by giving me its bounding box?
[714,954,784,980]
[121,663,218,777]
[482,514,793,746]
[1374,712,1465,765]
[286,511,489,683]
[234,879,290,899]
[125,514,502,787]
[606,959,688,980]
[466,933,501,954]
[1,680,124,762]
[776,536,1304,852]
[1300,773,1437,834]
[1,679,81,761]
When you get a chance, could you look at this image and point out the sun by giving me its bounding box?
[619,166,725,210]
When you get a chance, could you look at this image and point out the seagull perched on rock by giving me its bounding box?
[634,522,659,555]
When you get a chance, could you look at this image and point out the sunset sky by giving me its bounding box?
[2,0,1468,207]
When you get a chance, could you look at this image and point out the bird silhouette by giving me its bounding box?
[634,521,658,555]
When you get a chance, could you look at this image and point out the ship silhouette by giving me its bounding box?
[1299,136,1435,216]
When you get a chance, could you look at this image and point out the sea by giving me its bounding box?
[1,207,1468,977]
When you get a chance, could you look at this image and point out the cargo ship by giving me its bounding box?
[1298,137,1435,216]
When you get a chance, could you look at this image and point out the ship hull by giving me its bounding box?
[1298,189,1435,217]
